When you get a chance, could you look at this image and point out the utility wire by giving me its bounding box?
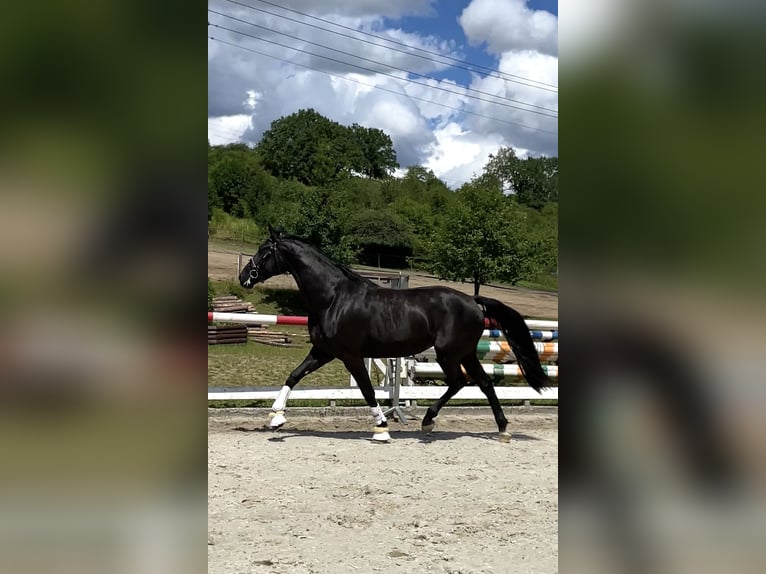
[209,9,557,117]
[209,35,557,136]
[209,21,558,120]
[220,0,558,92]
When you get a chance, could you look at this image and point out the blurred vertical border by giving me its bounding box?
[561,1,766,573]
[0,2,208,573]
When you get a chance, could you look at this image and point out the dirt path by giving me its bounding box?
[208,410,558,574]
[209,248,558,319]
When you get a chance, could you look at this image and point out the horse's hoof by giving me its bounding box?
[421,422,435,433]
[498,431,512,443]
[371,427,390,442]
[269,411,287,429]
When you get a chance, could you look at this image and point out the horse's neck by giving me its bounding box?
[284,244,348,310]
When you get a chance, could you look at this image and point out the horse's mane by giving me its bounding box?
[282,234,379,288]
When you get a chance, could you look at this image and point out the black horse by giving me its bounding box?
[239,225,550,442]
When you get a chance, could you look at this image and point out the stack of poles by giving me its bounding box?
[208,324,248,345]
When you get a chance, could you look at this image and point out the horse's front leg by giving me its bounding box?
[269,346,334,428]
[343,357,390,442]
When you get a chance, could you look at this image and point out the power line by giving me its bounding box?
[209,36,557,136]
[209,21,559,121]
[244,0,558,90]
[209,9,557,118]
[220,0,558,93]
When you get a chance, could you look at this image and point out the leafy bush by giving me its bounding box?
[208,208,261,243]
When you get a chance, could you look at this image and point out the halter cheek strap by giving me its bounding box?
[249,243,281,279]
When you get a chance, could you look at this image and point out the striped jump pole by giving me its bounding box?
[485,318,558,330]
[482,329,558,341]
[208,312,308,326]
[484,318,558,330]
[412,362,559,379]
[415,340,558,364]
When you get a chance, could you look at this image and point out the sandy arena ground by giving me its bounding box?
[209,410,558,574]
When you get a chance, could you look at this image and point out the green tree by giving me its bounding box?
[257,110,399,187]
[330,176,386,212]
[208,144,272,220]
[349,123,399,179]
[520,201,558,280]
[257,109,356,186]
[483,147,558,209]
[293,187,357,263]
[347,209,413,268]
[258,178,309,232]
[385,166,454,258]
[425,182,528,295]
[207,174,220,222]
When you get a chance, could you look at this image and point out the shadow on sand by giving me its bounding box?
[232,426,541,444]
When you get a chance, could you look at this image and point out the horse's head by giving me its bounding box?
[239,224,287,288]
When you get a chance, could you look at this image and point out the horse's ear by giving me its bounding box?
[270,224,286,240]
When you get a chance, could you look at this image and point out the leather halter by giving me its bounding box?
[249,240,281,279]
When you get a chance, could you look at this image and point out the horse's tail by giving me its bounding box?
[474,295,550,394]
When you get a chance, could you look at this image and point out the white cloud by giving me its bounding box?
[208,0,557,188]
[463,49,558,155]
[458,0,557,56]
[207,115,252,146]
[423,123,506,188]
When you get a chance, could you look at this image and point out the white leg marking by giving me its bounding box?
[370,404,387,426]
[272,385,291,412]
[370,404,389,441]
[268,385,291,427]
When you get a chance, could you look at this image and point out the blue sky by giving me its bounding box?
[208,0,558,188]
[394,1,556,86]
[396,4,499,87]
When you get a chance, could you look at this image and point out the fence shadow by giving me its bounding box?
[232,426,541,443]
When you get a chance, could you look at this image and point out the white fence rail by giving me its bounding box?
[208,313,559,406]
[208,386,558,401]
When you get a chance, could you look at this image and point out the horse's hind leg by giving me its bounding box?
[421,354,467,433]
[462,355,510,442]
[269,346,334,428]
[343,357,390,442]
